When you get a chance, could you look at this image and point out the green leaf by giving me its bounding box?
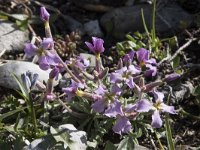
[193,86,200,96]
[126,34,136,42]
[50,126,70,149]
[104,141,116,150]
[15,18,29,31]
[117,136,135,150]
[172,56,180,69]
[12,74,28,98]
[0,107,27,122]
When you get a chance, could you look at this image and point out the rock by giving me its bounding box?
[0,60,61,90]
[0,20,29,52]
[61,15,85,35]
[100,4,193,39]
[25,124,87,150]
[84,20,104,37]
[58,124,87,150]
[173,81,194,102]
[80,53,96,67]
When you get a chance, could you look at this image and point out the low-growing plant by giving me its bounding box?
[0,6,181,149]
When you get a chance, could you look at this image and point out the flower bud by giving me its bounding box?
[49,67,60,79]
[40,7,50,22]
[143,80,163,93]
[98,67,109,80]
[164,73,180,82]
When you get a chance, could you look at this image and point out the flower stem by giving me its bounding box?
[57,55,82,83]
[57,98,86,118]
[165,114,175,150]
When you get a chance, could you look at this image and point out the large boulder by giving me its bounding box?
[100,4,193,39]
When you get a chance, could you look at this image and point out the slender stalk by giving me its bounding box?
[180,108,200,120]
[141,9,151,40]
[57,98,86,118]
[152,0,157,42]
[57,56,82,83]
[155,130,164,150]
[44,21,52,38]
[165,114,175,150]
[29,94,38,136]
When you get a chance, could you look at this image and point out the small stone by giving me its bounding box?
[80,53,97,67]
[84,20,104,37]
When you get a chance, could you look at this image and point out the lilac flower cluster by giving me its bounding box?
[24,7,179,135]
[62,37,179,135]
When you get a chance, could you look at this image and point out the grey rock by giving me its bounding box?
[173,81,194,102]
[80,53,97,67]
[0,60,61,90]
[0,20,29,52]
[59,124,87,150]
[100,4,193,39]
[84,20,103,37]
[61,15,84,35]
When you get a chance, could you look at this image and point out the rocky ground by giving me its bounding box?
[0,0,200,149]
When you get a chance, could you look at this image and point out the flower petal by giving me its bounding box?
[153,91,164,103]
[136,48,149,62]
[24,43,38,57]
[136,99,153,112]
[94,85,107,95]
[104,100,123,117]
[85,42,94,52]
[112,117,132,135]
[128,65,141,74]
[111,84,122,95]
[92,100,106,113]
[94,37,105,53]
[125,77,135,89]
[41,38,53,50]
[151,110,162,128]
[160,103,176,114]
[40,7,50,21]
[144,64,157,77]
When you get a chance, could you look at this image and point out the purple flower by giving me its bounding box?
[136,91,176,128]
[110,65,140,89]
[104,100,123,117]
[85,37,105,54]
[24,38,60,70]
[44,93,56,101]
[24,43,38,57]
[136,48,157,77]
[40,7,50,22]
[74,55,90,70]
[144,64,157,77]
[112,104,138,134]
[136,48,150,63]
[91,85,122,116]
[21,71,39,92]
[91,86,108,113]
[112,116,132,135]
[123,50,135,62]
[62,80,84,101]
